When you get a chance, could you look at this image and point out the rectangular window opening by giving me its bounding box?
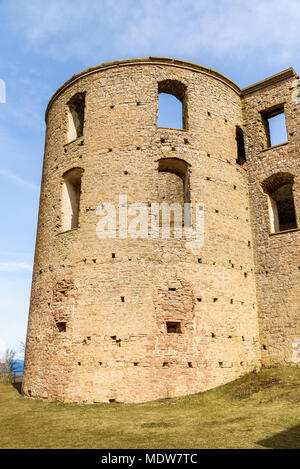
[166,321,182,334]
[262,107,288,148]
[56,321,66,332]
[236,126,246,165]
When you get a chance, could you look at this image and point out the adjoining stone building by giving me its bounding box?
[22,58,300,403]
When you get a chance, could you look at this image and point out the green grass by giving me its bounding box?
[1,367,300,449]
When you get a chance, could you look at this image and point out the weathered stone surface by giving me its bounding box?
[242,70,300,367]
[22,58,299,404]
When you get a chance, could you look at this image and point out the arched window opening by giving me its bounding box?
[236,126,246,165]
[157,158,191,227]
[158,80,187,130]
[61,168,83,231]
[262,173,297,233]
[67,92,85,143]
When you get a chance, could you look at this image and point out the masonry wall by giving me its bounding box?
[242,71,300,366]
[23,58,261,403]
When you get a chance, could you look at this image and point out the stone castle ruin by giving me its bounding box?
[22,58,299,403]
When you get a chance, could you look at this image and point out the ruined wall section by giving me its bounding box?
[242,70,300,366]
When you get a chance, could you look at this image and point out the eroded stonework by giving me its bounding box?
[22,58,299,403]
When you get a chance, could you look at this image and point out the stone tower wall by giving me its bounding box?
[23,58,264,403]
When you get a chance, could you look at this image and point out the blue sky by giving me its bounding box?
[0,0,299,357]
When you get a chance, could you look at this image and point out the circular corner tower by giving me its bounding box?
[23,57,261,403]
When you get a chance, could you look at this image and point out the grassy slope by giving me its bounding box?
[0,367,300,449]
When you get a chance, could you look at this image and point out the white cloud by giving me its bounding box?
[1,0,300,66]
[0,169,39,191]
[0,262,33,273]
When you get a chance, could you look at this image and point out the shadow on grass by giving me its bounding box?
[257,425,300,449]
[12,382,22,395]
